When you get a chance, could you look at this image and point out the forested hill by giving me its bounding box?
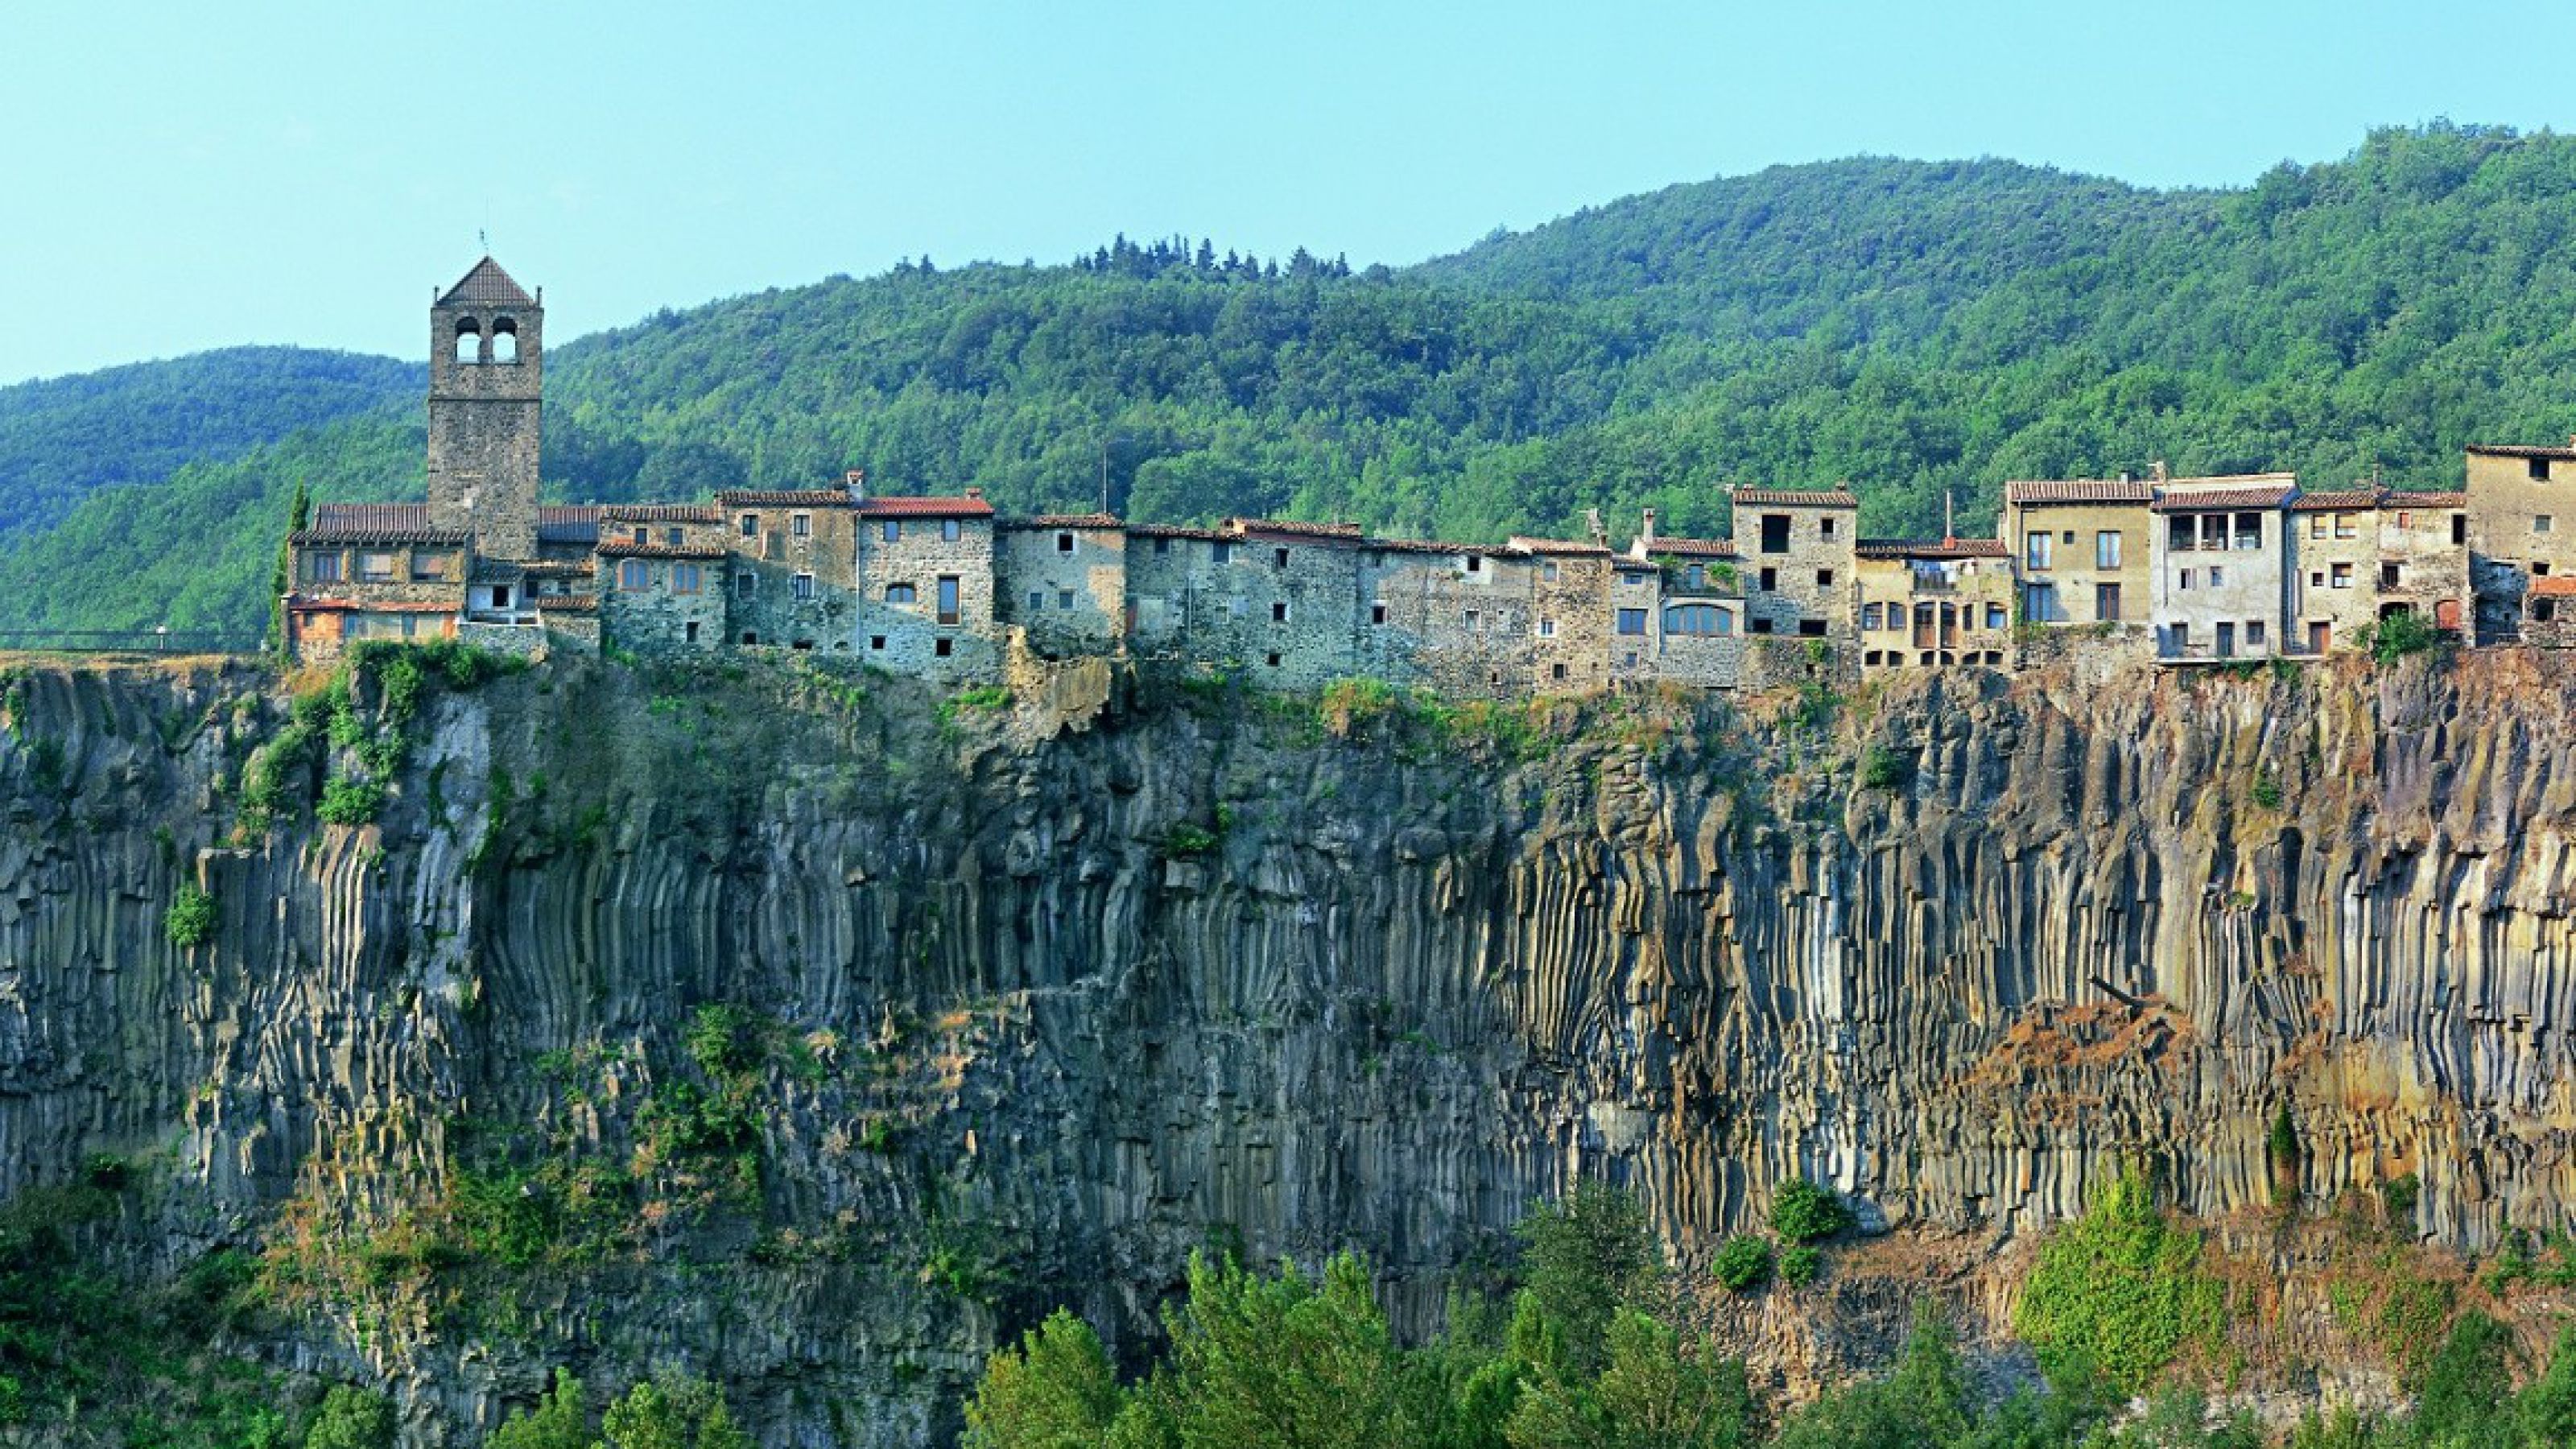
[11,122,2576,637]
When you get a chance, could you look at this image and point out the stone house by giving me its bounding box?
[1998,478,2156,633]
[597,505,731,655]
[996,514,1128,658]
[1370,539,1534,698]
[1624,514,1744,689]
[2285,489,2470,654]
[2525,576,2576,647]
[2462,441,2576,643]
[2149,474,2299,662]
[853,492,1000,679]
[1730,488,1857,638]
[1517,536,1620,693]
[1853,539,2013,672]
[2376,491,2471,637]
[721,486,859,654]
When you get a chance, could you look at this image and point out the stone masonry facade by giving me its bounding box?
[285,258,2570,688]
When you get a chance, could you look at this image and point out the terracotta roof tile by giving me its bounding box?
[535,595,598,612]
[596,543,730,560]
[297,503,469,546]
[2289,489,2384,511]
[1639,538,1738,558]
[440,257,535,308]
[2001,480,2157,505]
[2150,482,2299,513]
[2533,576,2576,598]
[1125,523,1230,542]
[856,496,994,518]
[1228,518,1364,540]
[2390,491,2467,509]
[1001,514,1125,530]
[717,489,856,508]
[2468,443,2576,460]
[602,503,724,523]
[1509,535,1612,555]
[1731,488,1858,508]
[538,506,601,545]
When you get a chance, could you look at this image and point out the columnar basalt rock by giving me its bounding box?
[10,651,2576,1439]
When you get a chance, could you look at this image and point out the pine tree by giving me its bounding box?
[265,478,309,662]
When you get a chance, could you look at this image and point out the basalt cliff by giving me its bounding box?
[5,650,2575,1442]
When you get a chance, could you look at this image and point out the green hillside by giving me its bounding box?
[11,122,2576,636]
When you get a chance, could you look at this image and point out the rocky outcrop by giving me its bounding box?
[6,651,2576,1441]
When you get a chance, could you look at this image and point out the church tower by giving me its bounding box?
[427,257,542,559]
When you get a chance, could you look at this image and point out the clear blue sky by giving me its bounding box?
[0,0,2566,384]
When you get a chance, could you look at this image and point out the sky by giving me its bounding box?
[0,0,2570,384]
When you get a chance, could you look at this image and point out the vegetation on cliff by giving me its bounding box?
[14,124,2576,635]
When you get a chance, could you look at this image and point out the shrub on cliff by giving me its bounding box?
[2357,609,2442,665]
[302,1386,394,1449]
[1771,1179,1856,1243]
[1711,1235,1773,1293]
[964,1310,1123,1449]
[2014,1169,2224,1396]
[165,882,217,947]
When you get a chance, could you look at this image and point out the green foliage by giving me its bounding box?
[964,1310,1124,1449]
[1859,746,1910,792]
[1780,1245,1826,1290]
[490,1369,594,1449]
[1711,1236,1774,1294]
[2356,609,2443,665]
[2013,1170,2224,1395]
[2381,1173,2421,1224]
[302,1385,396,1449]
[1505,1308,1755,1449]
[1514,1182,1658,1377]
[598,1371,755,1449]
[1161,822,1219,856]
[1771,1179,1856,1244]
[2411,1311,2516,1442]
[683,1004,767,1080]
[1769,1307,1980,1449]
[316,774,386,826]
[166,881,218,947]
[1141,1250,1406,1447]
[2252,770,2284,811]
[938,684,1013,724]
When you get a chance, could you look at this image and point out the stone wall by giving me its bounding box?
[1527,550,1617,692]
[724,497,861,655]
[1378,549,1533,698]
[1733,502,1856,638]
[996,522,1128,658]
[855,514,1000,681]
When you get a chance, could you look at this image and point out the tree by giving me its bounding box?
[266,477,308,661]
[597,1371,754,1449]
[1141,1251,1403,1448]
[964,1310,1125,1449]
[489,1369,592,1449]
[1771,1179,1856,1243]
[1505,1309,1752,1449]
[1514,1183,1658,1376]
[302,1385,394,1449]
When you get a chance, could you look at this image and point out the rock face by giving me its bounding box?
[5,651,2576,1441]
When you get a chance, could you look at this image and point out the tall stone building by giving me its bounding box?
[427,258,543,570]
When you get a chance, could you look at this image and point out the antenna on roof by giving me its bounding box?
[479,226,489,256]
[1944,489,1955,545]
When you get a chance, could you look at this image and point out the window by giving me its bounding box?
[2380,563,2401,588]
[618,559,649,591]
[672,564,701,594]
[936,576,960,625]
[2541,599,2561,623]
[1058,590,1075,609]
[2208,565,2224,586]
[2310,572,2325,588]
[2247,621,2267,646]
[2533,457,2552,482]
[2095,584,2121,621]
[1464,609,1480,631]
[1274,547,1290,568]
[743,632,760,646]
[2330,563,2353,589]
[2179,570,2194,591]
[1663,604,1730,635]
[2026,532,2054,569]
[2022,582,2061,622]
[2309,515,2327,539]
[1154,537,1170,555]
[303,551,342,583]
[1552,663,1568,681]
[741,514,759,537]
[1863,603,1883,630]
[1822,517,1838,539]
[630,528,648,546]
[1271,601,1290,623]
[2396,512,2412,530]
[1265,653,1282,668]
[792,513,812,539]
[1685,564,1706,589]
[1212,542,1233,564]
[935,638,953,658]
[2168,516,2197,553]
[411,551,455,581]
[1368,601,1387,626]
[2096,531,2122,569]
[2540,515,2556,534]
[1986,604,2007,630]
[2333,514,2356,541]
[1798,618,1826,637]
[1028,590,1044,612]
[1816,569,1834,588]
[1538,617,1556,638]
[792,572,815,601]
[1542,562,1559,582]
[737,573,757,597]
[2454,514,2469,545]
[2062,530,2075,545]
[1616,609,1648,636]
[1749,618,1774,635]
[1228,597,1249,618]
[1057,531,1075,554]
[360,552,395,581]
[886,583,916,605]
[658,526,679,547]
[685,621,700,645]
[870,635,886,650]
[943,519,962,543]
[1761,515,1791,554]
[1464,555,1484,574]
[882,520,902,543]
[1759,567,1778,592]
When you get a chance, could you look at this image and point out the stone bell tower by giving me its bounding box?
[426,257,543,559]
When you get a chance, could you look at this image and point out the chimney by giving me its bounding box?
[964,486,985,501]
[844,468,867,501]
[2119,471,2132,484]
[2151,460,2169,484]
[1640,507,1658,546]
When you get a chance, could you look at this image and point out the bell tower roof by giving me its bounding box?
[438,256,535,308]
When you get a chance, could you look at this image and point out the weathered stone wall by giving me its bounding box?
[2003,502,2151,627]
[1528,551,1616,692]
[1734,503,1855,638]
[724,497,861,655]
[425,297,542,563]
[1377,549,1533,697]
[855,514,999,680]
[995,522,1127,658]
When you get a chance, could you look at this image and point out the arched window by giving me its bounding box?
[1662,603,1732,636]
[453,318,482,364]
[491,316,520,364]
[618,559,649,591]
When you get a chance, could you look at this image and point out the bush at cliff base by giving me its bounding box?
[2013,1170,2225,1397]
